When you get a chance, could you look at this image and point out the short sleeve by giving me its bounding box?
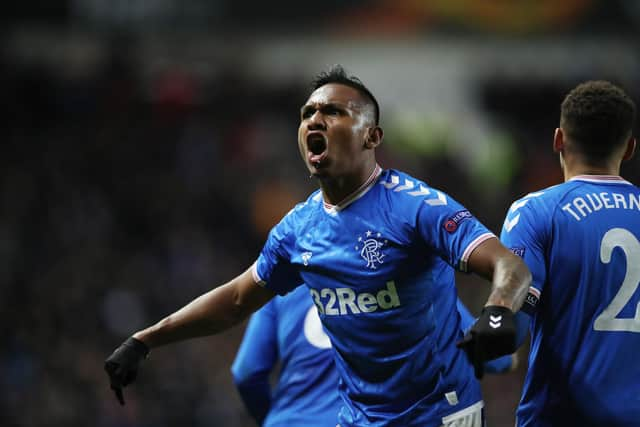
[253,211,303,296]
[500,198,548,315]
[416,190,495,272]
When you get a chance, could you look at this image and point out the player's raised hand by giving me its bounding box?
[104,337,149,405]
[456,306,516,379]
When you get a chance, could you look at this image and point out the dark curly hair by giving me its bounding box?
[310,64,380,125]
[560,80,636,161]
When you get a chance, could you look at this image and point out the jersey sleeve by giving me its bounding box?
[231,300,279,424]
[500,196,548,316]
[253,209,303,295]
[416,190,495,272]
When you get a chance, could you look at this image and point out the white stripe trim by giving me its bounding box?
[441,400,484,424]
[460,233,496,272]
[528,286,541,298]
[569,175,632,185]
[323,164,382,214]
[251,261,266,287]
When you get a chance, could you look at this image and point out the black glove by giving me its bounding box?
[457,305,516,379]
[104,337,149,405]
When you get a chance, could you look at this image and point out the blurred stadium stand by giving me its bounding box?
[1,1,639,426]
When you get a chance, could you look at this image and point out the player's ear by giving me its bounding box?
[622,137,636,161]
[364,126,383,149]
[553,128,564,153]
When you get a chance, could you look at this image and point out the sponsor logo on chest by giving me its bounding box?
[310,281,401,316]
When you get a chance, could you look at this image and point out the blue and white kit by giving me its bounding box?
[501,175,640,427]
[232,286,513,426]
[252,166,493,426]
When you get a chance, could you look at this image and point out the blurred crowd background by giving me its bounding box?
[2,1,640,426]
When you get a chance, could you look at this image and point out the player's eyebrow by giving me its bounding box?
[300,101,355,117]
[300,104,315,116]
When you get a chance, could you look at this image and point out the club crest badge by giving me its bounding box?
[301,252,313,266]
[355,230,388,269]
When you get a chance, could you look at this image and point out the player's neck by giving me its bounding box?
[562,162,621,182]
[321,163,380,206]
[560,147,626,182]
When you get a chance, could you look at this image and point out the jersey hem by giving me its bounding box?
[441,400,484,424]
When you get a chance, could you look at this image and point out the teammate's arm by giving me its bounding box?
[105,266,277,404]
[231,303,279,424]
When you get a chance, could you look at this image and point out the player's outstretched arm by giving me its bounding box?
[132,267,275,347]
[104,266,276,405]
[458,237,531,378]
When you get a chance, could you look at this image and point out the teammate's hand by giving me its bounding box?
[456,306,516,379]
[104,337,149,405]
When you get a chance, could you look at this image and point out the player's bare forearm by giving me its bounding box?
[459,238,531,378]
[133,268,276,349]
[467,237,531,312]
[485,253,530,311]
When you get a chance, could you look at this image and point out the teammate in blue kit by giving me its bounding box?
[105,65,531,427]
[231,287,516,427]
[498,81,639,427]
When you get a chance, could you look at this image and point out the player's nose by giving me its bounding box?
[307,111,326,131]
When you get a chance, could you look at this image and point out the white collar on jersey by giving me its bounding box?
[569,175,632,184]
[322,164,383,214]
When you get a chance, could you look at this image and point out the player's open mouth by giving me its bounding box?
[307,133,327,166]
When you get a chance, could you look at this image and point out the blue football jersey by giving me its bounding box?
[232,286,339,427]
[500,175,640,427]
[253,166,494,427]
[232,289,512,427]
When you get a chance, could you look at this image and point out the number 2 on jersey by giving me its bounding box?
[594,228,640,332]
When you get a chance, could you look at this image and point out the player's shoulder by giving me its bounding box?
[507,182,579,212]
[503,182,587,233]
[377,168,447,207]
[281,190,323,221]
[378,168,430,190]
[502,185,562,231]
[268,190,322,240]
